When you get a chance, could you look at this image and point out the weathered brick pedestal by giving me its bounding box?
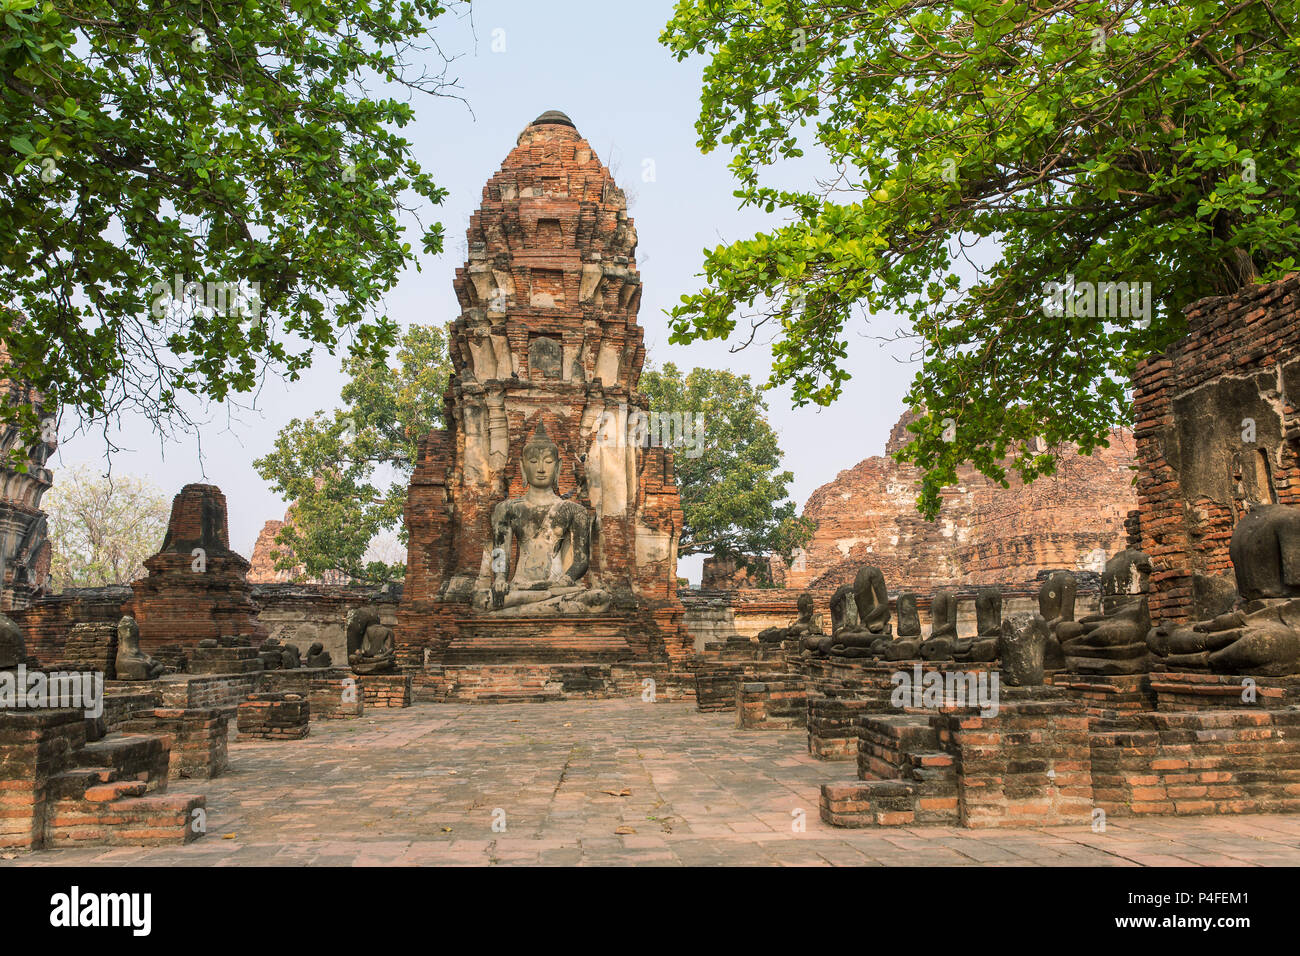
[188,640,263,675]
[57,622,117,678]
[259,668,365,718]
[236,693,309,740]
[310,676,364,718]
[821,689,1093,829]
[116,707,228,779]
[360,674,412,709]
[1050,672,1156,720]
[736,675,808,730]
[1148,672,1300,711]
[694,641,787,712]
[807,694,875,759]
[0,708,205,850]
[1091,709,1300,816]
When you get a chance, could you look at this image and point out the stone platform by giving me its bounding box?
[441,616,639,664]
[419,662,695,703]
[6,700,1299,866]
[821,689,1093,829]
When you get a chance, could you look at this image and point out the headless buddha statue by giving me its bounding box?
[1061,549,1152,674]
[1035,571,1076,670]
[115,616,165,681]
[954,587,1001,662]
[759,591,821,646]
[1148,504,1300,676]
[347,606,396,674]
[828,565,892,658]
[484,423,611,617]
[920,590,959,661]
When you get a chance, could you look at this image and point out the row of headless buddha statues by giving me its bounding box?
[794,567,1005,663]
[770,503,1300,677]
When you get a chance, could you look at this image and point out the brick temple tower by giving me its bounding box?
[398,110,693,680]
[0,335,56,611]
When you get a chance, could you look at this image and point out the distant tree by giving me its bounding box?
[662,0,1300,517]
[253,324,450,583]
[639,362,814,576]
[1,0,464,463]
[44,465,169,589]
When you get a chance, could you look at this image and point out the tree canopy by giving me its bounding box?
[662,0,1300,516]
[639,362,814,569]
[44,464,170,588]
[1,0,462,461]
[252,323,450,583]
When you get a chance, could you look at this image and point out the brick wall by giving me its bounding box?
[1133,274,1300,624]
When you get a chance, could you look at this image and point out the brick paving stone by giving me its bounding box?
[1,700,1299,866]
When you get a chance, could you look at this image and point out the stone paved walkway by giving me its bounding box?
[5,700,1300,866]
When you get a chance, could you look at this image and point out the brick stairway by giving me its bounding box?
[1,708,206,850]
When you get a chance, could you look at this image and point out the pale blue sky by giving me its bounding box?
[55,0,918,582]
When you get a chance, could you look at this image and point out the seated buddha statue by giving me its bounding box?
[920,589,959,661]
[828,566,892,658]
[482,423,611,617]
[1061,549,1152,674]
[115,616,165,681]
[1035,570,1077,670]
[883,590,926,661]
[758,592,822,646]
[347,606,396,674]
[1148,504,1300,676]
[954,587,1001,662]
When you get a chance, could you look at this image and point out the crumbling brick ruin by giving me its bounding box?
[782,275,1300,830]
[1133,274,1300,625]
[785,410,1136,592]
[124,483,266,654]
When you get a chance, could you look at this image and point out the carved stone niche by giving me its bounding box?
[529,335,563,380]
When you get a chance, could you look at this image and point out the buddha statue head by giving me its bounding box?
[521,421,561,494]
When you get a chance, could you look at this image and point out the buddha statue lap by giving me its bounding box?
[1148,504,1300,676]
[1061,549,1152,674]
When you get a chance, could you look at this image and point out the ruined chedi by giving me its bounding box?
[397,110,692,665]
[125,483,266,653]
[787,409,1137,591]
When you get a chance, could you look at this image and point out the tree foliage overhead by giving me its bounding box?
[1,0,463,459]
[253,323,449,584]
[639,362,814,567]
[44,464,170,589]
[662,0,1300,517]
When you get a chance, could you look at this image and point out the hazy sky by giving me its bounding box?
[54,0,919,582]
